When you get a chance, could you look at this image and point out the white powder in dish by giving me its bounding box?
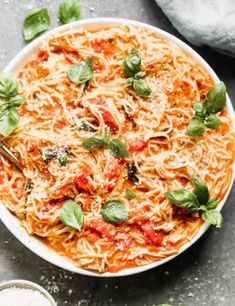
[0,287,52,306]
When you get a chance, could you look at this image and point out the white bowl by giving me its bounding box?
[1,18,234,277]
[0,279,57,305]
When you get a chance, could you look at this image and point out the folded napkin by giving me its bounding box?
[156,0,235,57]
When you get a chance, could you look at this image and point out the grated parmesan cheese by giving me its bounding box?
[0,287,52,306]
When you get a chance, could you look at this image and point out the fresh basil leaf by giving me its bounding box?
[202,210,223,228]
[204,82,226,114]
[0,108,19,137]
[206,198,219,210]
[0,72,18,98]
[123,48,141,76]
[134,71,146,79]
[133,79,152,97]
[205,114,223,129]
[125,77,135,86]
[101,199,129,224]
[166,189,199,209]
[82,134,109,150]
[22,8,51,41]
[193,101,206,121]
[125,188,136,199]
[67,58,94,84]
[108,138,130,158]
[9,95,25,107]
[58,0,81,25]
[191,175,209,205]
[185,116,205,137]
[60,199,84,231]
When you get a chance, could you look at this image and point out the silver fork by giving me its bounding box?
[0,142,23,171]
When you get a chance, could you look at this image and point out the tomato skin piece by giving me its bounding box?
[87,219,116,239]
[74,172,92,192]
[140,223,164,247]
[126,136,146,152]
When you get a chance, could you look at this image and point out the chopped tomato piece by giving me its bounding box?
[93,57,104,72]
[86,233,99,243]
[0,159,3,171]
[55,119,67,129]
[74,172,93,192]
[63,50,78,64]
[88,98,106,105]
[37,50,49,63]
[140,223,164,247]
[87,219,116,240]
[105,158,121,192]
[91,39,116,56]
[100,109,119,132]
[173,207,189,219]
[17,71,24,79]
[88,98,118,132]
[126,136,146,152]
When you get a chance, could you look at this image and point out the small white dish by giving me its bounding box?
[0,279,56,306]
[0,18,234,277]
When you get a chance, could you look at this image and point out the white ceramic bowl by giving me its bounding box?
[0,279,56,305]
[0,18,234,277]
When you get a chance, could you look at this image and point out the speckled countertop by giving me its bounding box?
[0,1,235,306]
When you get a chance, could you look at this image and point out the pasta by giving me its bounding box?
[0,24,234,273]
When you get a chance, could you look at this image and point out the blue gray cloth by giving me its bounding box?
[156,0,235,57]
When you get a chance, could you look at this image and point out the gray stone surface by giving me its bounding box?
[0,1,235,306]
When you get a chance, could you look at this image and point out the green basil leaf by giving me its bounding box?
[125,77,135,86]
[60,199,84,231]
[22,8,51,41]
[206,198,219,210]
[108,138,130,158]
[9,96,25,107]
[123,48,141,76]
[134,71,146,79]
[67,58,94,84]
[58,0,81,25]
[202,210,223,228]
[185,116,205,137]
[205,114,223,129]
[125,188,136,199]
[193,101,206,121]
[82,135,109,150]
[204,82,226,114]
[0,72,18,98]
[165,189,199,209]
[133,79,152,97]
[0,108,19,137]
[191,175,209,205]
[101,199,129,224]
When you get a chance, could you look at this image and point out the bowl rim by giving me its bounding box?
[0,279,56,305]
[1,17,235,277]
